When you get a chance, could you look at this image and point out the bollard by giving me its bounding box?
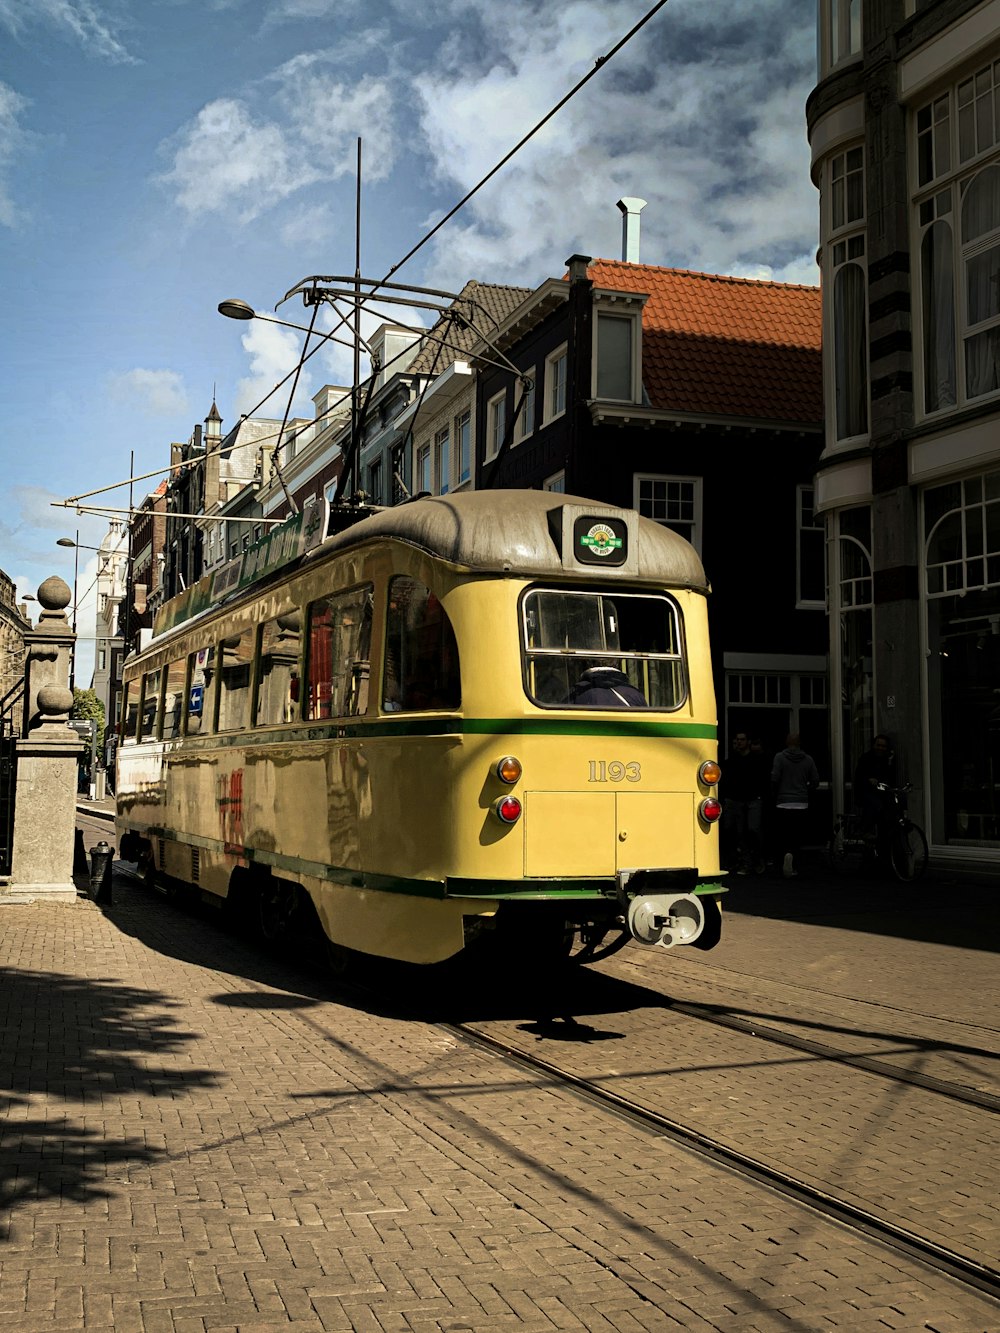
[89,840,114,906]
[73,827,89,876]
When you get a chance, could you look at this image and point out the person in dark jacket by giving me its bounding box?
[565,665,647,707]
[721,732,769,874]
[771,733,820,878]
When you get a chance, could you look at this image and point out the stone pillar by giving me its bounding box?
[6,577,84,902]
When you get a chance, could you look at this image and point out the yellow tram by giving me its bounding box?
[116,490,725,966]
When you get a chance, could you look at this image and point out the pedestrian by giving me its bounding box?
[564,664,648,707]
[721,731,768,874]
[771,733,820,878]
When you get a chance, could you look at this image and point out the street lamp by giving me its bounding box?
[217,298,356,350]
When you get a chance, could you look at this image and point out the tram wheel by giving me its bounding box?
[256,875,301,944]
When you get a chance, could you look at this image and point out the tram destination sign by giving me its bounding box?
[153,495,329,637]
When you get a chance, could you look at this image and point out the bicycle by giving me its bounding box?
[828,782,928,882]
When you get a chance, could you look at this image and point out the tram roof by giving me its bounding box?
[319,490,709,591]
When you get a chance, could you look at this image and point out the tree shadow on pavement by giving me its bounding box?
[0,964,219,1234]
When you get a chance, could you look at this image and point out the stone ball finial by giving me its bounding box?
[37,684,75,717]
[37,576,72,611]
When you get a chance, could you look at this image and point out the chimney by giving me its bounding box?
[566,254,592,283]
[616,197,647,263]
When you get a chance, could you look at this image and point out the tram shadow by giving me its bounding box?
[104,863,653,1030]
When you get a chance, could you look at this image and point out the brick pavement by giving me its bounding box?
[0,826,996,1330]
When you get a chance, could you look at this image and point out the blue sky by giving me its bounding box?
[1,0,819,681]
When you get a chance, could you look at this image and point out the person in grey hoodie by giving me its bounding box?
[771,733,820,878]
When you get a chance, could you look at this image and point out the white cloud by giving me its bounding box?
[0,80,31,227]
[157,64,396,222]
[0,0,135,62]
[233,319,314,419]
[157,99,319,221]
[409,0,819,288]
[107,368,190,417]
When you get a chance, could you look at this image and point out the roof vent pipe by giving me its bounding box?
[617,197,647,263]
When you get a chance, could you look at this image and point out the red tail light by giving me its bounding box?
[494,795,522,824]
[699,797,722,823]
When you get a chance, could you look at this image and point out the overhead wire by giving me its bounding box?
[56,0,670,521]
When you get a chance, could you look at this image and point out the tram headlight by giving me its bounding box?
[496,755,522,784]
[494,795,522,824]
[699,760,721,787]
[699,797,723,824]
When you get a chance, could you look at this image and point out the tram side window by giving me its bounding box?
[121,679,140,744]
[522,589,686,710]
[306,586,373,720]
[139,669,162,740]
[217,628,254,731]
[383,576,460,712]
[186,646,216,734]
[161,658,187,741]
[257,612,302,725]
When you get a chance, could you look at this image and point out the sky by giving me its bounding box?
[0,0,820,684]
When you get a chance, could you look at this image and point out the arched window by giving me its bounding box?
[833,258,868,439]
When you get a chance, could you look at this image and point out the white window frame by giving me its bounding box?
[544,344,568,424]
[416,441,431,493]
[634,473,703,555]
[516,371,535,441]
[434,425,450,495]
[818,0,862,77]
[543,470,566,493]
[485,390,507,461]
[453,408,472,488]
[913,64,1000,421]
[592,305,642,403]
[796,484,826,610]
[823,144,869,446]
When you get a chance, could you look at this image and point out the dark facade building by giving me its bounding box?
[473,255,825,768]
[808,0,1000,865]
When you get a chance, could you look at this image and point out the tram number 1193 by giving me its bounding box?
[588,760,641,783]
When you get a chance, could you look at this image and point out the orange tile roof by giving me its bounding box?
[587,260,822,425]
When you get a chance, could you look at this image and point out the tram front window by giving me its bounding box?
[522,589,686,709]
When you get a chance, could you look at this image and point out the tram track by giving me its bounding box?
[647,990,999,1112]
[447,1016,1000,1307]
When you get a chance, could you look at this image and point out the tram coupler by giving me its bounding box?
[627,892,705,949]
[88,840,114,906]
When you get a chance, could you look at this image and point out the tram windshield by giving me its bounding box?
[522,589,686,709]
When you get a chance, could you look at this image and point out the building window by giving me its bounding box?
[835,505,873,807]
[797,485,826,608]
[923,470,1000,847]
[543,471,566,493]
[486,390,506,461]
[819,0,861,75]
[594,312,637,401]
[416,442,431,493]
[453,410,471,486]
[516,372,535,441]
[98,649,107,671]
[544,345,568,422]
[368,457,383,506]
[635,474,702,555]
[915,65,1000,416]
[434,425,450,494]
[826,146,868,442]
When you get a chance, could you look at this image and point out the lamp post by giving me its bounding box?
[57,532,82,692]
